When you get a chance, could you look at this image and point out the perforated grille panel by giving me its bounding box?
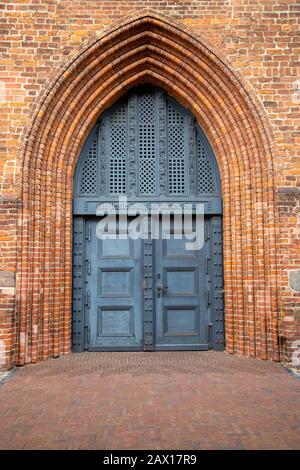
[75,88,220,200]
[109,105,127,194]
[79,136,97,195]
[138,93,156,195]
[167,105,186,194]
[197,138,216,194]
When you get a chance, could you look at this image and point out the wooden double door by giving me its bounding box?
[72,216,224,351]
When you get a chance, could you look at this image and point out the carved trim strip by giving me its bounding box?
[143,239,154,350]
[158,91,167,196]
[189,117,197,196]
[99,120,106,195]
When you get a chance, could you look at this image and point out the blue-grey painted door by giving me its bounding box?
[74,215,224,351]
[154,219,209,350]
[86,218,143,350]
[72,87,224,352]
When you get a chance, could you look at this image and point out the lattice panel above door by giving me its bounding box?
[78,135,98,196]
[74,87,221,200]
[167,104,186,195]
[197,136,216,195]
[138,93,157,195]
[109,104,127,194]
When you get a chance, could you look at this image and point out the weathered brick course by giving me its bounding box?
[0,1,299,369]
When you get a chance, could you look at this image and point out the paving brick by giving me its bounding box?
[0,352,299,450]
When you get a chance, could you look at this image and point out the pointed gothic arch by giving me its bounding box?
[16,9,279,365]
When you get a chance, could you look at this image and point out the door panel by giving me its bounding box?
[86,219,143,350]
[154,221,209,350]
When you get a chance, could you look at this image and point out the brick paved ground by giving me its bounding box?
[0,352,299,450]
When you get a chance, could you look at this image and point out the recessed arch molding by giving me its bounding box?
[16,9,280,365]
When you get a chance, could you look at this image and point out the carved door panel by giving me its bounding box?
[154,219,209,350]
[86,218,143,351]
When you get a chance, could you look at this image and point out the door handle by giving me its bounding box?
[156,284,168,297]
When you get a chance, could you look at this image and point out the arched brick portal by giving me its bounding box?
[16,10,279,365]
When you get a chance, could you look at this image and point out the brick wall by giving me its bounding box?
[0,1,299,369]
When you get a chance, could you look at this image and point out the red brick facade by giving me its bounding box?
[0,2,299,369]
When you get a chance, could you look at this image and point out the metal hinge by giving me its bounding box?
[84,325,90,348]
[85,291,90,309]
[85,223,91,241]
[206,256,210,274]
[206,290,211,307]
[204,222,209,241]
[86,257,91,275]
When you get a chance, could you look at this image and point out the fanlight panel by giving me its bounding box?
[75,88,220,200]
